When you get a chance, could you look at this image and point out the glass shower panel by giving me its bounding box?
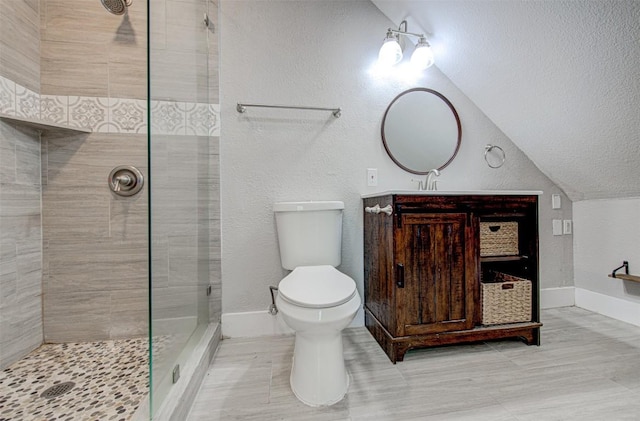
[148,0,214,415]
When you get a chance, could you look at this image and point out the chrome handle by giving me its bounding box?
[113,174,133,192]
[365,204,393,216]
[109,166,144,197]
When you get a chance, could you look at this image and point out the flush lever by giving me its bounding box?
[108,165,144,197]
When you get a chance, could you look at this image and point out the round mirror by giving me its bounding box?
[381,88,461,174]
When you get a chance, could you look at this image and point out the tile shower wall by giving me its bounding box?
[41,131,149,342]
[38,0,222,343]
[39,0,151,343]
[1,0,221,356]
[0,0,40,93]
[0,123,43,369]
[0,0,43,369]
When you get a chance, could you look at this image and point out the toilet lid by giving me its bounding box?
[278,265,357,308]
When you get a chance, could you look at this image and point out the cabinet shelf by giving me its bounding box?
[0,113,91,134]
[481,212,528,220]
[481,255,528,263]
[476,321,542,330]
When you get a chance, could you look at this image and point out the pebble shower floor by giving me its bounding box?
[0,338,149,420]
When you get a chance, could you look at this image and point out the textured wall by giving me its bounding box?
[373,0,640,201]
[0,0,43,370]
[219,0,574,318]
[574,198,640,303]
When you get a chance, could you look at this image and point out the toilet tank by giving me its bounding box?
[274,201,344,270]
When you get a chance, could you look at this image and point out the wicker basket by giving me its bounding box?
[480,221,519,256]
[481,273,532,325]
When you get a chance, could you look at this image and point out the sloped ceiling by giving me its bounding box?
[372,0,640,201]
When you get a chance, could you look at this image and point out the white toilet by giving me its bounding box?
[273,201,361,407]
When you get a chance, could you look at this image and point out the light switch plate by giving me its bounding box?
[553,219,563,236]
[552,194,561,209]
[563,220,572,235]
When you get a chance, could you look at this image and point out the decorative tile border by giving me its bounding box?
[0,76,220,136]
[0,76,17,115]
[15,84,40,120]
[209,104,221,137]
[111,98,147,134]
[68,96,110,132]
[182,102,208,136]
[40,95,68,125]
[150,100,185,136]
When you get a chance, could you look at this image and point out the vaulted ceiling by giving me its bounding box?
[372,0,640,201]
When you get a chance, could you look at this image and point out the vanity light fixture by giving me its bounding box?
[378,20,434,70]
[378,30,404,66]
[410,36,435,70]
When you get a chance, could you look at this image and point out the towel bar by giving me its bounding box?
[236,103,342,118]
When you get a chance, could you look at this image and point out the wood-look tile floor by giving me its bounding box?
[187,307,640,421]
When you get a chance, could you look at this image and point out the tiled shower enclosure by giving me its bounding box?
[0,0,221,418]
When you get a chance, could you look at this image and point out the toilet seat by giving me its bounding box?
[279,265,357,308]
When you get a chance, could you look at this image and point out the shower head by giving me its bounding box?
[101,0,132,15]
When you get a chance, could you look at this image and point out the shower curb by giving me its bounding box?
[131,323,221,421]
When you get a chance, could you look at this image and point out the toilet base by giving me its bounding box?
[289,331,349,407]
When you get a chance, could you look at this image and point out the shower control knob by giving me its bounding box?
[114,174,133,191]
[108,165,144,197]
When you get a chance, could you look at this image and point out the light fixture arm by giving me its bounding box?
[387,20,427,43]
[388,28,426,40]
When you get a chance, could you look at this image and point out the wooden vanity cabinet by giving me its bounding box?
[363,193,542,363]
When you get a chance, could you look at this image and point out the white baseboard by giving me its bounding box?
[575,288,640,327]
[222,288,640,338]
[540,287,575,309]
[221,308,365,338]
[221,310,293,338]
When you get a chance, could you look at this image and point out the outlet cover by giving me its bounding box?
[563,220,572,235]
[367,168,378,186]
[552,194,561,209]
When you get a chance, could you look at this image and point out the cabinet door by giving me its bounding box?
[396,213,475,336]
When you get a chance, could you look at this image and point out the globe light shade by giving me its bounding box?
[410,38,435,70]
[378,32,403,67]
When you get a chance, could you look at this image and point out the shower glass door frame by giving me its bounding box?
[147,0,216,415]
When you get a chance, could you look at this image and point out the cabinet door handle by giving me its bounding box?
[365,204,393,215]
[396,263,405,288]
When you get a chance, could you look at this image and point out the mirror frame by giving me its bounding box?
[381,88,462,175]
